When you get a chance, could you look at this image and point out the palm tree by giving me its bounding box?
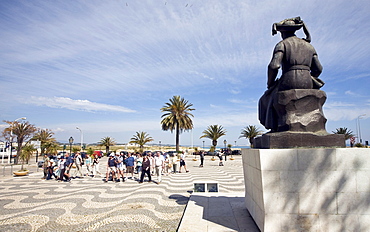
[200,125,227,148]
[2,120,37,164]
[332,127,354,141]
[20,144,36,171]
[32,128,56,155]
[239,125,263,148]
[99,136,116,155]
[86,147,94,157]
[161,95,195,152]
[129,131,154,152]
[44,141,59,155]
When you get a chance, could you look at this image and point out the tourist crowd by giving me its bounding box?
[41,150,191,184]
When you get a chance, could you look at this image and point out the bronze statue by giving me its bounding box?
[255,17,345,148]
[259,17,324,132]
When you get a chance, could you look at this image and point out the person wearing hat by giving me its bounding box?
[267,16,323,91]
[104,153,117,182]
[259,17,324,132]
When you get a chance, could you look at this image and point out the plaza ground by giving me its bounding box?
[0,155,259,231]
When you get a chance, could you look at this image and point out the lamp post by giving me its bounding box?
[223,139,227,161]
[76,127,83,151]
[357,114,366,144]
[202,141,205,150]
[234,141,237,147]
[69,136,74,155]
[9,117,26,164]
[159,141,161,150]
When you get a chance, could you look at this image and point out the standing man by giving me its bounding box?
[179,152,189,173]
[73,152,83,178]
[154,151,164,183]
[199,151,205,167]
[64,153,74,182]
[105,154,117,182]
[115,153,126,182]
[125,153,135,180]
[139,155,151,183]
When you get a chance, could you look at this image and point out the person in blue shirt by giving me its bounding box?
[63,153,74,181]
[104,153,117,182]
[125,153,135,179]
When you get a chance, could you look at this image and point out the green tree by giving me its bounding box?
[72,147,80,154]
[86,147,94,157]
[99,136,116,156]
[239,125,263,148]
[129,131,154,152]
[20,144,36,171]
[32,128,56,155]
[161,95,195,152]
[200,125,227,148]
[2,120,37,164]
[44,141,59,155]
[332,127,354,141]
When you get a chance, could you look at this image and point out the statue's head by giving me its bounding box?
[272,16,311,42]
[272,17,303,35]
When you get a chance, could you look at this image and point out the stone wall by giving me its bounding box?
[242,148,370,232]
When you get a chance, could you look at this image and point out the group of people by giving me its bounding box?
[42,150,190,184]
[42,152,101,182]
[104,151,190,184]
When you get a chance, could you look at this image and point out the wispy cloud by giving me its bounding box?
[1,0,369,144]
[345,90,357,96]
[23,96,136,113]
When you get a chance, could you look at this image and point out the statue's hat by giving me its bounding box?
[272,16,311,43]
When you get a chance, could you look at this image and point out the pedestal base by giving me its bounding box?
[254,132,345,149]
[242,148,370,232]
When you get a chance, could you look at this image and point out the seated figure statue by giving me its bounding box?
[256,17,345,148]
[259,17,326,134]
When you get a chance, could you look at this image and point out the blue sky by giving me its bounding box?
[1,0,369,147]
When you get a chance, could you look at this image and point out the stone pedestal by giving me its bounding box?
[254,132,345,149]
[242,148,370,232]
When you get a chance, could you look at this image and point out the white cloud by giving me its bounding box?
[53,128,65,132]
[324,107,370,121]
[195,112,259,128]
[325,101,355,108]
[345,90,357,96]
[229,89,241,95]
[188,71,214,80]
[23,96,136,113]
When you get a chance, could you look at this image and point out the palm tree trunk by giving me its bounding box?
[15,140,23,165]
[105,146,109,156]
[176,123,180,152]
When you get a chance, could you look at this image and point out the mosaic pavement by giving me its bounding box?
[0,156,245,232]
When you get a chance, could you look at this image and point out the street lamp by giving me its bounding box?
[9,117,26,164]
[357,114,366,144]
[76,127,83,151]
[202,141,205,150]
[69,136,74,154]
[159,141,161,150]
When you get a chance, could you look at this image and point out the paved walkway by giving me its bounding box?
[0,156,259,231]
[178,193,259,232]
